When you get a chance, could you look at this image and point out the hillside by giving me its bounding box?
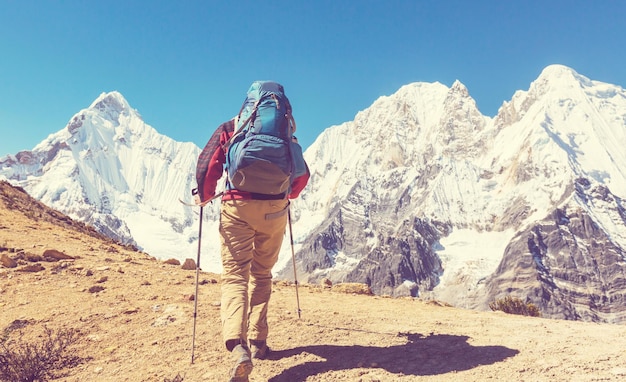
[1,180,626,382]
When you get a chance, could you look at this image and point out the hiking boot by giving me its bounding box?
[229,344,253,382]
[250,340,270,360]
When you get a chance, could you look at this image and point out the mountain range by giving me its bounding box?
[1,64,625,323]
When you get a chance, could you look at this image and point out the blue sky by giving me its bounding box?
[1,1,625,156]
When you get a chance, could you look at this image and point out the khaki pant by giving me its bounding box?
[219,198,289,346]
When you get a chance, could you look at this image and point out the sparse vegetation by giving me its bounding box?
[0,323,85,382]
[489,296,541,317]
[331,282,373,295]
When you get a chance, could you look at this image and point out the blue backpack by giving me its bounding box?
[225,81,306,195]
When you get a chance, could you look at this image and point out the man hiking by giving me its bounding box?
[195,81,309,381]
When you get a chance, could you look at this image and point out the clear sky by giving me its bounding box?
[1,1,625,156]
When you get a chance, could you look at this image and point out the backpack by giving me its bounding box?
[225,81,305,195]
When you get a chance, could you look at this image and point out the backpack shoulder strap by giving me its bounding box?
[287,112,296,135]
[224,97,263,151]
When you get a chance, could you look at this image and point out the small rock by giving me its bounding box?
[16,263,45,273]
[86,334,101,341]
[43,249,74,261]
[200,278,218,285]
[152,315,177,327]
[331,282,373,295]
[1,253,17,268]
[321,278,333,288]
[24,253,43,262]
[96,276,108,283]
[57,260,72,269]
[181,258,196,270]
[5,319,30,332]
[164,258,180,266]
[88,285,105,293]
[104,346,117,354]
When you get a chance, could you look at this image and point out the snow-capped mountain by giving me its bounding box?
[0,92,212,262]
[280,64,626,323]
[2,65,625,323]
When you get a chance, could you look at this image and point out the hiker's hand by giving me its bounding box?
[194,193,211,207]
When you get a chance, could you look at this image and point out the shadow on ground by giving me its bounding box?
[266,333,519,381]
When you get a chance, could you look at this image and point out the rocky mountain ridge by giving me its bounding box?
[285,65,626,323]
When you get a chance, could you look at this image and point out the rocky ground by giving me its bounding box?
[2,180,626,382]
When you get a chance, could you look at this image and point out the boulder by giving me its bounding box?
[1,253,17,268]
[181,258,196,270]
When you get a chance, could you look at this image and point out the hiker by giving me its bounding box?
[195,81,309,382]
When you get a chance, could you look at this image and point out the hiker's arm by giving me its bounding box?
[289,163,310,199]
[201,129,231,199]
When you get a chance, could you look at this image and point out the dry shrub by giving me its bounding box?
[489,296,541,317]
[331,282,373,295]
[0,323,85,382]
[164,374,184,382]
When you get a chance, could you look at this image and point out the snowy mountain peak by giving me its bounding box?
[536,64,597,87]
[449,79,469,96]
[529,64,596,98]
[494,65,614,130]
[65,91,134,136]
[95,91,138,121]
[538,63,578,78]
[90,91,130,112]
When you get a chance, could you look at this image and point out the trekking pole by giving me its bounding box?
[287,206,302,319]
[191,205,204,364]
